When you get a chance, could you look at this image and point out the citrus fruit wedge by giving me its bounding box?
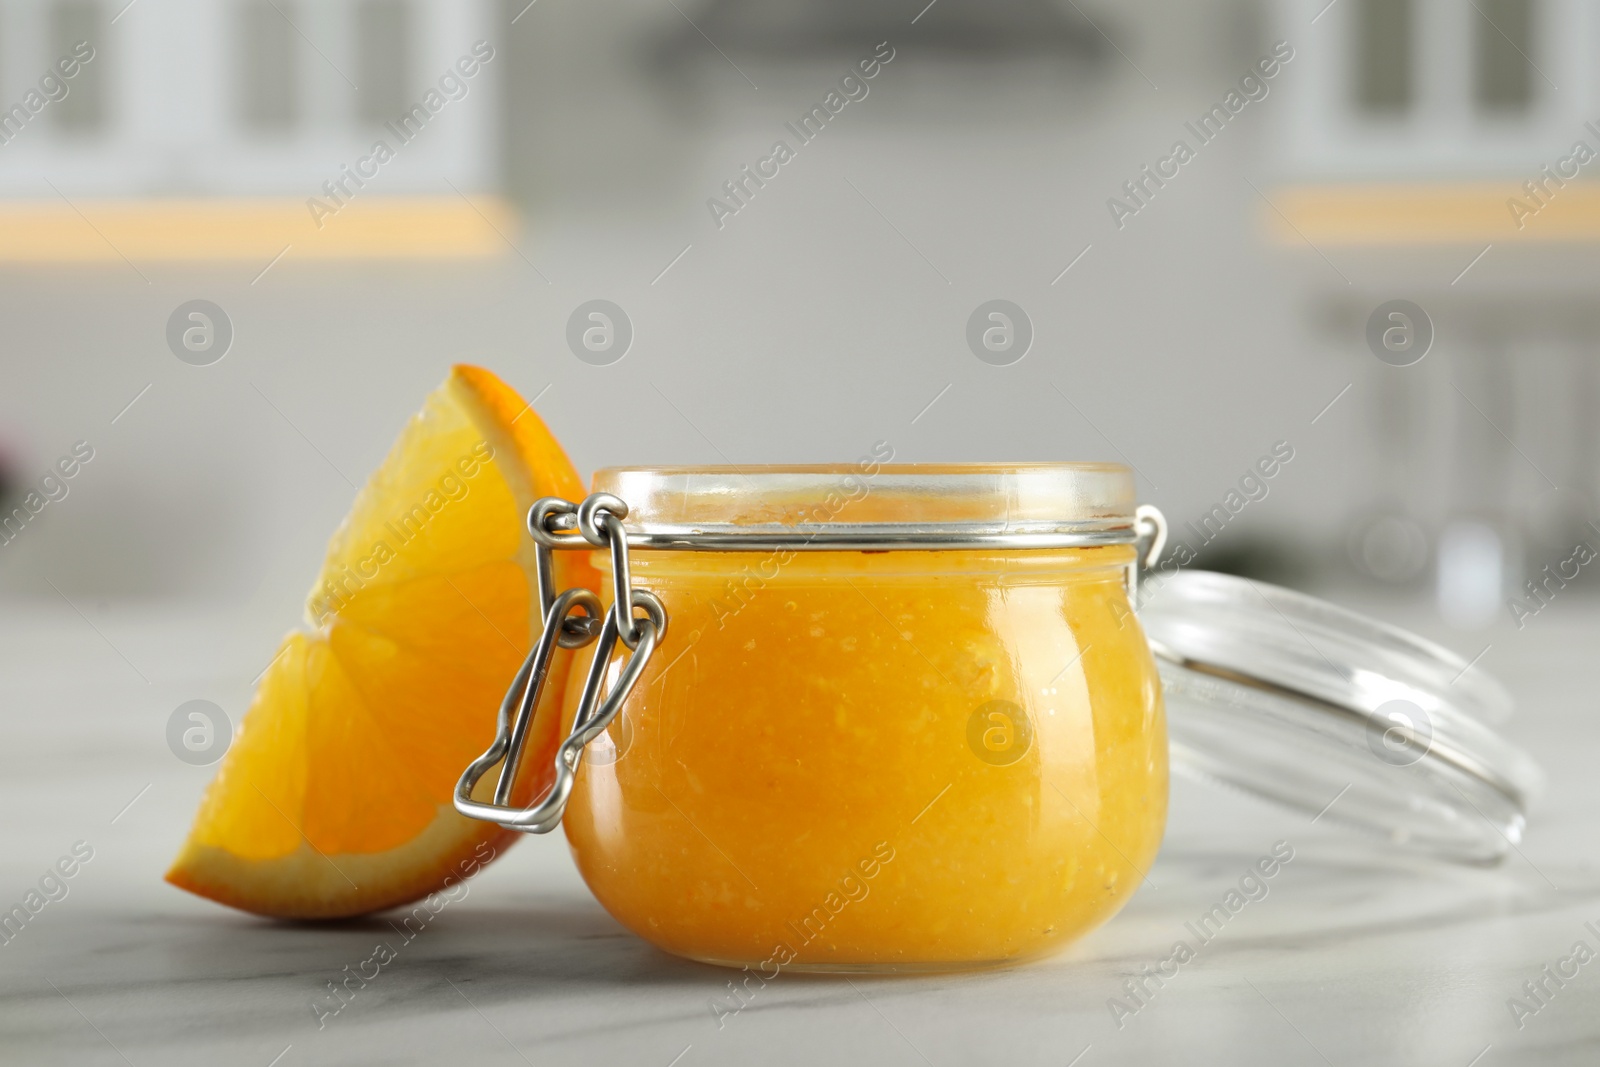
[167,365,593,919]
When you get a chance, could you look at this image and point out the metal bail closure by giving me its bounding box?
[1129,504,1167,600]
[454,495,667,834]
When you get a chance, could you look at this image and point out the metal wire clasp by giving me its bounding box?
[454,494,667,833]
[1129,504,1167,600]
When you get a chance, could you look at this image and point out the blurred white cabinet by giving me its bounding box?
[0,0,499,196]
[1278,0,1599,179]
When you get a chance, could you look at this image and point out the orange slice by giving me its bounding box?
[167,366,594,918]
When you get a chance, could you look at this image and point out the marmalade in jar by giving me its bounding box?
[558,465,1166,971]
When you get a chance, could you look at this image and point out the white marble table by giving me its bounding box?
[2,596,1597,1066]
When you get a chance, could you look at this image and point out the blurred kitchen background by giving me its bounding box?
[2,0,1598,653]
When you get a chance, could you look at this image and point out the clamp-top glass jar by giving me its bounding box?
[454,461,1542,972]
[457,462,1169,971]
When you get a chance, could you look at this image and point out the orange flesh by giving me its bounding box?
[166,366,592,919]
[561,545,1167,970]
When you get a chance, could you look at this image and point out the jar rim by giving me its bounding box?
[588,463,1140,551]
[595,461,1131,474]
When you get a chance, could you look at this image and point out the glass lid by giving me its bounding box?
[1139,569,1542,864]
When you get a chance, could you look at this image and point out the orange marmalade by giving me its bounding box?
[559,464,1166,971]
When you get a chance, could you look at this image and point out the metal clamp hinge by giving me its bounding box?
[454,494,667,833]
[1130,504,1167,602]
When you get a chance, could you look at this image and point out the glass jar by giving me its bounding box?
[460,463,1166,971]
[454,462,1541,973]
[565,465,1165,971]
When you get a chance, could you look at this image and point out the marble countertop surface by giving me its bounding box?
[2,597,1598,1067]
